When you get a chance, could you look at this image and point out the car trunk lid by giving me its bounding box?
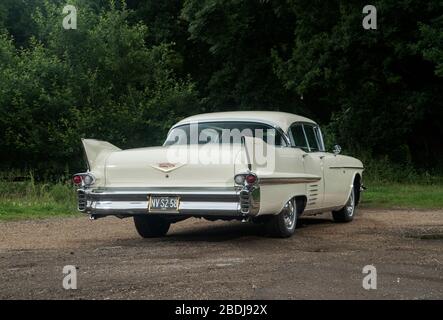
[104,144,244,188]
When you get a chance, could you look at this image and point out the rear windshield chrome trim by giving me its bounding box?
[166,120,291,147]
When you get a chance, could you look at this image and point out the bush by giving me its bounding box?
[357,154,443,185]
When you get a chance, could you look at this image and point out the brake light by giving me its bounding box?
[73,175,83,185]
[245,174,257,184]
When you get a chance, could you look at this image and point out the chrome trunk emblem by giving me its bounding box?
[149,162,184,173]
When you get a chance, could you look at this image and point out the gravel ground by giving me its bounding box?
[0,209,442,299]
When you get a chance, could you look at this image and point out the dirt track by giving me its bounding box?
[0,209,442,299]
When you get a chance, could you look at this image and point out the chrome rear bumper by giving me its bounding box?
[78,186,260,217]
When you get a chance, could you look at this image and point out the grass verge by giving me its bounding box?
[0,178,78,221]
[361,183,443,209]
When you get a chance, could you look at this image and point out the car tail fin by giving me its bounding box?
[81,138,121,170]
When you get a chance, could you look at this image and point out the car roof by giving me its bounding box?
[172,111,317,132]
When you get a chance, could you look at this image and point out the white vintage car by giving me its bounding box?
[74,111,364,238]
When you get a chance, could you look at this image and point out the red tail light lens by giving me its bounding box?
[245,174,257,184]
[73,175,83,185]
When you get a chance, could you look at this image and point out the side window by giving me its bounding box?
[313,126,325,152]
[290,124,309,151]
[262,129,287,146]
[304,125,320,152]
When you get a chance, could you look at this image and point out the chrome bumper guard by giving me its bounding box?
[77,186,260,217]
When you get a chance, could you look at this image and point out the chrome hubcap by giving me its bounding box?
[346,187,355,217]
[283,200,296,229]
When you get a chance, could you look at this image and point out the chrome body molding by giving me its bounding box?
[239,185,260,215]
[78,186,261,218]
[258,176,321,185]
[302,205,344,216]
[329,166,364,170]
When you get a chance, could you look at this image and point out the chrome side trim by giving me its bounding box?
[302,205,344,216]
[329,166,364,170]
[259,177,321,185]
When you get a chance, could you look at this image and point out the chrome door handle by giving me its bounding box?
[319,155,325,159]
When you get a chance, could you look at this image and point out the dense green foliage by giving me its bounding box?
[0,0,442,177]
[0,0,198,176]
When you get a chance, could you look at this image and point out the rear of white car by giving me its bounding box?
[76,140,259,216]
[74,112,363,238]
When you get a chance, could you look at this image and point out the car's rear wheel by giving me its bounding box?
[133,215,170,238]
[332,185,356,222]
[266,198,297,238]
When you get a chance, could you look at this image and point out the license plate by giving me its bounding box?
[148,196,180,213]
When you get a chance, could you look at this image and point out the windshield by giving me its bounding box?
[164,121,287,146]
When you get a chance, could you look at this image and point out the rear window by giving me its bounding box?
[164,122,287,146]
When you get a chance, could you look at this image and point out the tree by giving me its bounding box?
[181,0,298,111]
[0,1,198,176]
[272,0,443,168]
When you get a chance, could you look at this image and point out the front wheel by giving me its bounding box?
[332,186,356,222]
[133,215,170,238]
[265,198,297,238]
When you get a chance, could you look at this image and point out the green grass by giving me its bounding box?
[361,183,443,209]
[0,200,78,220]
[0,177,78,221]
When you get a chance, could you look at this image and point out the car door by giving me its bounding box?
[305,124,350,209]
[289,123,324,210]
[321,152,349,208]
